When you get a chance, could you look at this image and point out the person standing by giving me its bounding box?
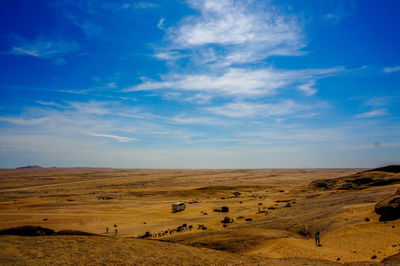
[314,231,321,246]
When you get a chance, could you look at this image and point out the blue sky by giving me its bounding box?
[0,0,399,168]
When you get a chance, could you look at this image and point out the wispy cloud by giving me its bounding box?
[125,67,343,98]
[383,66,400,73]
[153,50,186,61]
[355,109,388,118]
[297,80,317,96]
[207,100,309,118]
[9,37,79,64]
[0,117,48,126]
[128,0,345,105]
[123,2,158,9]
[365,96,399,107]
[157,17,165,29]
[36,101,65,108]
[166,0,305,65]
[64,14,102,39]
[86,132,138,142]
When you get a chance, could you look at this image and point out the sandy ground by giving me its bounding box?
[1,168,399,264]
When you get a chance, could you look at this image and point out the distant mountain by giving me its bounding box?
[16,165,42,169]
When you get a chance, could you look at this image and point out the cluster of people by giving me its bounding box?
[139,224,194,238]
[105,224,118,235]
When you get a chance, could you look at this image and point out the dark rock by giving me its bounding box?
[375,189,400,221]
[0,226,54,236]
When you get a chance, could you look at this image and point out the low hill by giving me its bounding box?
[16,165,42,169]
[0,235,243,265]
[0,234,344,265]
[365,165,400,173]
[310,165,400,191]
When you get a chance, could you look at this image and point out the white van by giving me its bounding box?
[172,202,186,212]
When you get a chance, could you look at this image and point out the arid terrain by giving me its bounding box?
[0,167,399,265]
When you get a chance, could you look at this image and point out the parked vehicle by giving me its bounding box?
[172,202,185,212]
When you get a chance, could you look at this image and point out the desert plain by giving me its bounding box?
[0,167,400,265]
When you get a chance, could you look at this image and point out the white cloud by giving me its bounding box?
[0,117,48,126]
[67,101,111,116]
[184,93,211,104]
[168,115,221,125]
[63,14,102,39]
[10,37,79,64]
[297,80,317,96]
[355,109,388,118]
[161,0,305,66]
[86,132,138,142]
[107,82,117,88]
[153,50,186,61]
[207,100,309,118]
[123,2,158,9]
[157,17,165,29]
[383,66,400,73]
[125,67,343,98]
[365,96,398,107]
[36,101,65,108]
[174,0,302,47]
[133,2,158,9]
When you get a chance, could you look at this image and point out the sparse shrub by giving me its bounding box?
[245,218,252,221]
[140,231,151,238]
[221,217,232,224]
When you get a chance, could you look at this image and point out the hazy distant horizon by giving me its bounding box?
[0,0,399,168]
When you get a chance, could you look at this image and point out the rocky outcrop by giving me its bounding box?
[375,188,400,221]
